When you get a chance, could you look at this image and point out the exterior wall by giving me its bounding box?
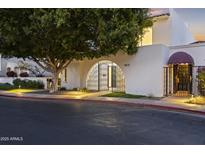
[169,9,195,46]
[60,62,80,89]
[169,44,205,66]
[152,15,171,46]
[151,9,195,46]
[141,27,152,46]
[62,44,169,97]
[0,77,49,89]
[169,43,205,95]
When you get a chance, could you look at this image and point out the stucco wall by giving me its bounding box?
[62,44,169,97]
[169,9,195,46]
[170,44,205,95]
[152,15,171,46]
[152,9,195,46]
[169,44,205,66]
[60,62,80,89]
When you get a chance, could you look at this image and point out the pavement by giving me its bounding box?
[1,90,205,115]
[1,96,205,144]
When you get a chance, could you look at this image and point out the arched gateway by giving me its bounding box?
[86,60,125,92]
[164,52,194,96]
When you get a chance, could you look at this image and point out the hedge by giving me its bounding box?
[13,79,44,89]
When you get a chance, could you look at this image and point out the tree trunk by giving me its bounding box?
[50,71,60,93]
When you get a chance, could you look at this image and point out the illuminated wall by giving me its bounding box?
[141,27,153,46]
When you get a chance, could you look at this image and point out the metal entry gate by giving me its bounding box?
[86,61,125,92]
[164,65,205,96]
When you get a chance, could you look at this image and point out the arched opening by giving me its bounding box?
[86,60,125,92]
[165,52,194,96]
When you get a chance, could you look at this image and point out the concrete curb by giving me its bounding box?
[0,92,205,116]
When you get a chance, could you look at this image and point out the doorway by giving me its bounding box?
[86,60,125,92]
[173,64,192,95]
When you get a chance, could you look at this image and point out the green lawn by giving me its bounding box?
[0,83,15,90]
[101,92,146,99]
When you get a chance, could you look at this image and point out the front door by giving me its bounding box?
[173,64,192,94]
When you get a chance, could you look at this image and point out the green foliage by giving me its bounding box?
[19,72,29,77]
[0,8,152,63]
[102,92,146,98]
[13,79,44,89]
[6,71,17,77]
[72,88,78,91]
[0,83,14,90]
[59,87,67,91]
[197,71,205,94]
[197,71,205,88]
[79,87,88,92]
[0,9,152,91]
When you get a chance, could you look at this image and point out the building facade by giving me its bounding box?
[1,8,205,97]
[59,9,205,97]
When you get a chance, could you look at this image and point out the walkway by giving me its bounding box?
[1,90,205,115]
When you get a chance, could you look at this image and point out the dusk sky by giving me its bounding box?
[175,8,205,41]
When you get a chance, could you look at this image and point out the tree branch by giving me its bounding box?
[61,58,73,70]
[31,57,53,73]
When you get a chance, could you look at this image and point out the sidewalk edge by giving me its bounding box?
[0,93,205,116]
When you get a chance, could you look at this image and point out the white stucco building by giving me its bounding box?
[58,8,205,97]
[1,8,205,97]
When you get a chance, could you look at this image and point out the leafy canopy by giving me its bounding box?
[0,9,152,73]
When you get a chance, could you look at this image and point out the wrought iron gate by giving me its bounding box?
[164,65,205,96]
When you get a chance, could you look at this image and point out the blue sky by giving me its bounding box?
[175,8,205,41]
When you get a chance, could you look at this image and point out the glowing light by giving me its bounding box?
[8,89,34,94]
[185,95,205,105]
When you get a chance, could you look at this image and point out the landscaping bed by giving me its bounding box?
[102,92,146,98]
[101,92,162,100]
[185,96,205,105]
[0,83,15,90]
[0,78,44,90]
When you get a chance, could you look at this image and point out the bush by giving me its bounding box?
[0,83,14,90]
[13,79,44,89]
[6,71,17,77]
[20,72,29,77]
[197,71,205,95]
[72,88,78,91]
[79,87,88,92]
[59,87,67,91]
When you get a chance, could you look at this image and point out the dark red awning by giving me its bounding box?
[168,52,194,64]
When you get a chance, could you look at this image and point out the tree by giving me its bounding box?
[0,8,152,92]
[197,69,205,95]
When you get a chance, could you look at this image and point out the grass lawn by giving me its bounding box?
[101,92,147,99]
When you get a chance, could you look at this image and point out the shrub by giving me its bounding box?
[0,83,14,90]
[79,87,88,92]
[72,88,78,91]
[13,79,44,89]
[36,74,44,77]
[197,71,205,95]
[60,87,67,91]
[6,71,17,77]
[20,72,29,77]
